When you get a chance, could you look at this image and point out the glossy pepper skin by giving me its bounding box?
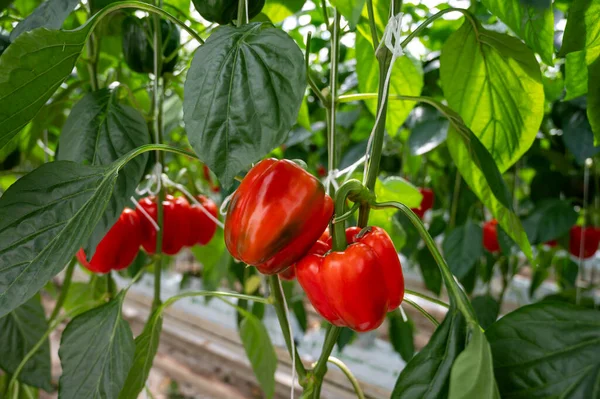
[77,208,143,274]
[225,159,334,275]
[122,16,180,75]
[192,0,265,25]
[279,229,331,281]
[483,219,500,253]
[137,195,191,255]
[411,187,434,219]
[569,226,600,259]
[185,195,219,247]
[296,226,404,332]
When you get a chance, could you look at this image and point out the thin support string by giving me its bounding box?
[136,162,163,197]
[161,174,225,230]
[245,0,249,22]
[577,158,592,304]
[362,13,405,181]
[277,277,296,399]
[220,192,234,216]
[131,196,160,231]
[323,169,340,195]
[399,304,408,322]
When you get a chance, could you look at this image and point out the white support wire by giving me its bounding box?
[131,196,160,231]
[362,12,405,182]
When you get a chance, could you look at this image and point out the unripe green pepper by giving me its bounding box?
[191,0,265,25]
[121,16,180,75]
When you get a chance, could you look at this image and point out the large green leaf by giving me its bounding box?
[443,222,483,280]
[486,302,600,398]
[448,328,499,399]
[240,311,277,399]
[356,33,423,137]
[57,88,150,256]
[560,0,600,55]
[480,0,554,64]
[10,0,80,41]
[59,293,135,399]
[183,22,306,188]
[471,295,499,330]
[561,110,600,165]
[440,19,544,172]
[0,160,121,318]
[0,294,51,391]
[261,0,305,23]
[564,51,589,100]
[392,308,466,398]
[589,53,600,142]
[0,20,95,151]
[427,98,532,260]
[417,247,442,296]
[119,309,163,399]
[522,199,578,245]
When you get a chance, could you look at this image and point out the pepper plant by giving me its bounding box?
[0,0,599,398]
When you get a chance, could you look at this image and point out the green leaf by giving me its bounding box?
[119,309,163,399]
[261,0,305,23]
[560,0,600,55]
[57,88,150,256]
[337,327,356,351]
[408,117,448,156]
[331,0,366,27]
[376,176,422,208]
[183,23,306,188]
[0,294,51,391]
[417,247,442,296]
[522,200,578,245]
[388,310,415,362]
[565,51,589,100]
[480,0,554,64]
[588,54,600,142]
[0,20,95,151]
[296,97,311,132]
[10,0,80,41]
[471,295,500,330]
[486,301,600,398]
[561,110,600,165]
[449,328,499,399]
[392,308,466,398]
[240,312,277,399]
[440,19,544,172]
[58,293,135,399]
[356,33,423,137]
[62,281,106,316]
[0,160,122,318]
[443,222,483,280]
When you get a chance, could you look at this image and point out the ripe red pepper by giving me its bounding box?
[76,208,143,274]
[185,195,218,247]
[225,159,334,274]
[296,226,404,332]
[569,225,600,259]
[483,219,500,253]
[137,195,191,255]
[411,187,434,218]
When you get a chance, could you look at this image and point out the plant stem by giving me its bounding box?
[236,0,248,26]
[404,288,450,308]
[325,9,342,195]
[267,276,308,381]
[86,35,99,91]
[49,259,76,323]
[365,0,379,48]
[403,297,439,327]
[305,33,328,106]
[162,290,270,307]
[449,171,461,229]
[370,201,479,326]
[312,324,342,385]
[327,357,365,399]
[152,0,165,312]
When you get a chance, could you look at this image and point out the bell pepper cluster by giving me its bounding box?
[77,194,218,274]
[224,159,405,332]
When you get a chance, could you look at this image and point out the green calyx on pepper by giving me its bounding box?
[191,0,265,25]
[121,15,180,75]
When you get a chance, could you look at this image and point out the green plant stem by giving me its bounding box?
[236,0,248,26]
[86,35,99,91]
[49,259,76,323]
[320,0,329,26]
[325,9,342,195]
[312,324,342,396]
[305,32,328,106]
[162,290,270,307]
[449,171,461,229]
[405,289,449,308]
[267,276,308,382]
[403,297,439,327]
[365,0,379,48]
[327,357,365,399]
[152,0,165,312]
[370,200,479,326]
